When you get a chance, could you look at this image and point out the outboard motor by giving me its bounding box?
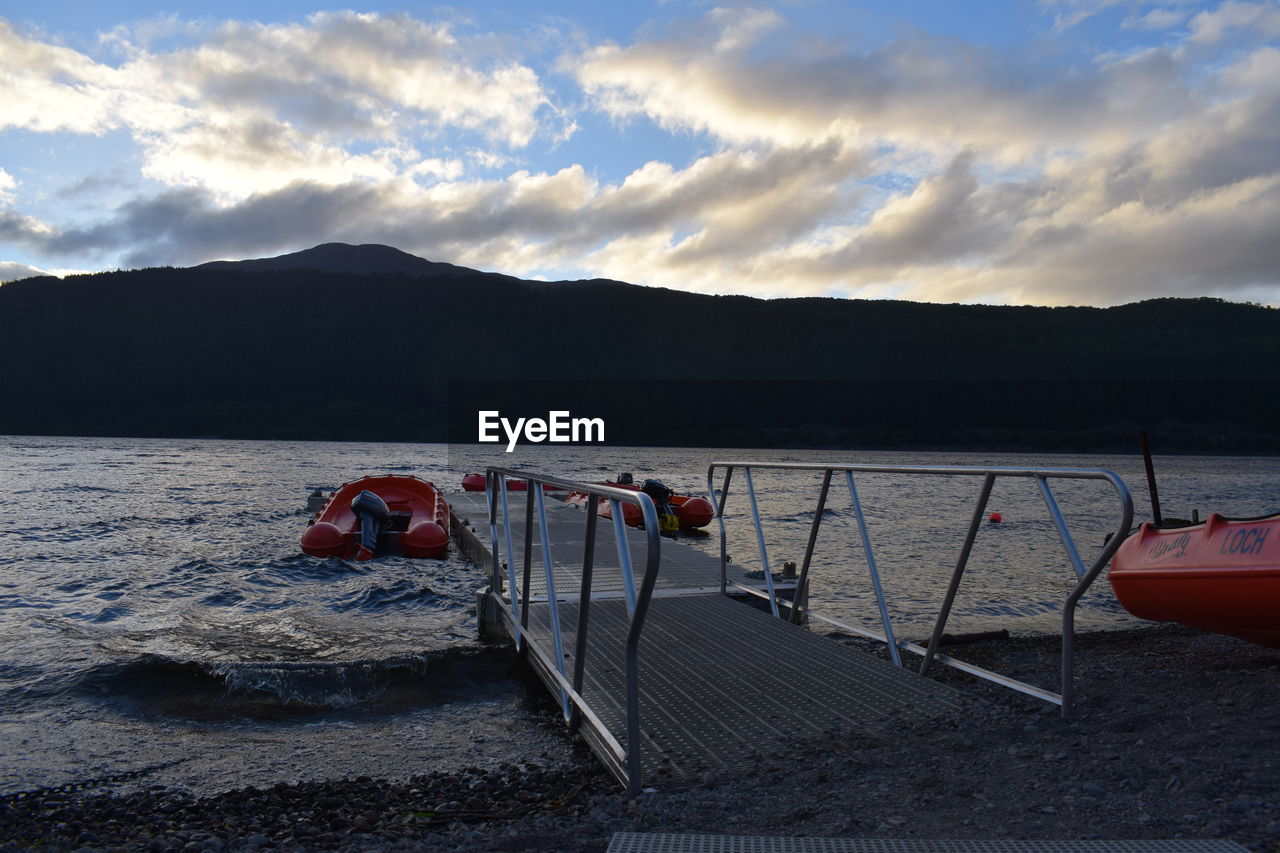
[351,489,391,561]
[617,472,634,485]
[640,479,679,535]
[306,488,328,514]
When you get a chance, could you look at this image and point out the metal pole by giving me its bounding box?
[500,474,522,650]
[610,499,637,615]
[486,471,501,592]
[1140,430,1163,527]
[624,493,663,796]
[743,466,779,617]
[569,505,598,733]
[846,470,901,667]
[921,473,994,676]
[710,465,734,595]
[791,469,832,625]
[1061,473,1134,716]
[535,486,570,719]
[520,485,535,642]
[1036,476,1086,578]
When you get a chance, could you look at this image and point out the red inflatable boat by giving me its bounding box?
[301,475,449,560]
[564,477,714,531]
[1109,512,1280,648]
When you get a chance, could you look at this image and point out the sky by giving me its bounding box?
[1,1,1278,306]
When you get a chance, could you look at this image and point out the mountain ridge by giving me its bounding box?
[2,245,1278,449]
[194,242,479,278]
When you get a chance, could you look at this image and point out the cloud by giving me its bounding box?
[2,4,1279,307]
[569,11,1199,160]
[0,13,562,200]
[557,4,1280,304]
[0,261,54,283]
[1123,7,1191,30]
[1041,0,1126,32]
[0,168,16,206]
[913,171,1280,305]
[1188,1,1280,42]
[0,139,866,284]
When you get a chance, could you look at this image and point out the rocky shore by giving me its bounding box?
[2,625,1277,852]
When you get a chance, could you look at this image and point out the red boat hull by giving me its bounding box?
[1109,513,1280,648]
[565,483,714,531]
[301,475,450,560]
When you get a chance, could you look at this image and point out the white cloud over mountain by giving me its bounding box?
[1,3,1278,306]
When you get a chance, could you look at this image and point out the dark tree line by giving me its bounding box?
[2,257,1278,452]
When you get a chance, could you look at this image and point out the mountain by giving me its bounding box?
[195,242,493,279]
[2,244,1278,451]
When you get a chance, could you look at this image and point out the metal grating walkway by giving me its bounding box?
[606,833,1250,853]
[521,594,964,786]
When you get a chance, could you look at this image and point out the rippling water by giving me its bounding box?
[2,435,1277,793]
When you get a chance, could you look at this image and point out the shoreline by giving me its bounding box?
[6,433,1280,459]
[2,624,1277,852]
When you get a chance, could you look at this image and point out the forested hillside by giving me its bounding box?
[2,246,1277,451]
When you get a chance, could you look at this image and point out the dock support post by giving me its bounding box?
[791,469,831,625]
[921,473,994,676]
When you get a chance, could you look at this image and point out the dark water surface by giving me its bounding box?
[2,436,1277,793]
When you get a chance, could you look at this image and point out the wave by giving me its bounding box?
[75,653,425,716]
[13,484,119,495]
[71,646,514,720]
[334,579,440,612]
[209,655,430,707]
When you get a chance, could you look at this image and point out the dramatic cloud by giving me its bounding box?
[571,13,1199,159]
[564,3,1280,304]
[2,4,1279,306]
[4,139,865,279]
[0,13,560,199]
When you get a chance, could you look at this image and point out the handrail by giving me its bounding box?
[706,461,1134,715]
[485,468,662,794]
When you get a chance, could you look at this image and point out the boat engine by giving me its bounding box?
[351,489,391,560]
[640,479,679,534]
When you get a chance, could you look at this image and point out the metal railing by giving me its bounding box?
[484,468,662,793]
[707,462,1134,715]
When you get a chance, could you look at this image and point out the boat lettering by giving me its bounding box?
[1147,532,1190,561]
[477,410,605,452]
[1219,526,1269,556]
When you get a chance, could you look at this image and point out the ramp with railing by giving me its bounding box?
[706,462,1134,712]
[466,463,1133,795]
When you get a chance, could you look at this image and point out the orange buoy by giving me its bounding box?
[988,511,1003,524]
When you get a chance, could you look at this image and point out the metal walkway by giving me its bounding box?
[523,594,961,785]
[453,472,963,793]
[607,834,1249,853]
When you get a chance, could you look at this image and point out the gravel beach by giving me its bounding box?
[3,624,1277,852]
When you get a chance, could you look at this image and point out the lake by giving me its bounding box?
[3,435,1275,794]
